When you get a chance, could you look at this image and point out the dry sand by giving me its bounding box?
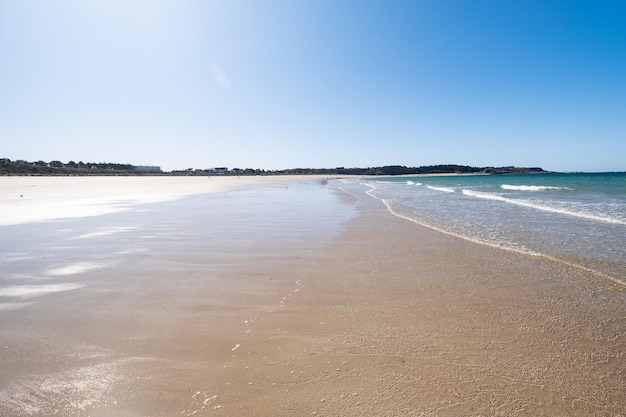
[0,176,624,416]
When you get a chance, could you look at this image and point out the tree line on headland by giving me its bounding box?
[0,159,146,175]
[275,165,547,176]
[0,158,547,176]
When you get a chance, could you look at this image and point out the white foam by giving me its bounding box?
[462,189,626,225]
[426,185,455,193]
[364,186,531,252]
[501,184,573,191]
[364,183,625,288]
[0,283,83,299]
[45,262,104,276]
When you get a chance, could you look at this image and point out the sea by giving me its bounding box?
[343,172,626,285]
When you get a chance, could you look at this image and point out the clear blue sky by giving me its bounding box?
[1,0,625,172]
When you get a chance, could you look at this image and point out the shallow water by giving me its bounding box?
[0,179,356,416]
[351,173,626,284]
[0,180,354,311]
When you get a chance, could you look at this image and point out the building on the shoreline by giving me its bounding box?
[134,165,162,173]
[204,167,228,174]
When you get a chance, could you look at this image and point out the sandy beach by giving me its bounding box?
[0,175,329,226]
[0,176,624,416]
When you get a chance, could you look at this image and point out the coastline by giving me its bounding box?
[217,182,626,416]
[366,182,626,288]
[0,177,624,416]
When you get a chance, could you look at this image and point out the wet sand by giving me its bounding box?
[0,176,320,226]
[0,177,624,416]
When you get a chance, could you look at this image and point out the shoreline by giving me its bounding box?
[0,177,624,416]
[365,183,626,288]
[262,183,626,416]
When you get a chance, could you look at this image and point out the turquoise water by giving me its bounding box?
[349,172,626,284]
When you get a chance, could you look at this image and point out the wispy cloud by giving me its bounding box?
[211,65,231,89]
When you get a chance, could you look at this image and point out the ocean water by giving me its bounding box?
[348,172,626,285]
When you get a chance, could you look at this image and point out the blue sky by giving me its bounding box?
[1,0,625,172]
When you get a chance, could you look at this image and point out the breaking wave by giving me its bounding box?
[462,189,626,225]
[501,184,573,191]
[426,185,455,193]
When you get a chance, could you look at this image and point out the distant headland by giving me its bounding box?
[0,158,549,176]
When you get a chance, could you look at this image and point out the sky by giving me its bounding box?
[1,0,625,172]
